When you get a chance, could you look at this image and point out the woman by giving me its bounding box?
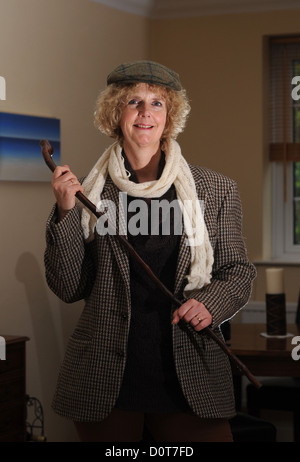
[45,60,256,442]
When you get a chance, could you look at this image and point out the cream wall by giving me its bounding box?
[0,0,148,442]
[150,10,300,303]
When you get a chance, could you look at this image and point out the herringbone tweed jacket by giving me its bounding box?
[44,164,256,422]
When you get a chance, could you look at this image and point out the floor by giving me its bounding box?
[239,377,294,442]
[259,410,294,442]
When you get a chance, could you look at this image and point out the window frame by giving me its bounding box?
[270,37,300,262]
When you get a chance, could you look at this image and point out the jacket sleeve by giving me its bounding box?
[44,203,95,303]
[189,180,256,329]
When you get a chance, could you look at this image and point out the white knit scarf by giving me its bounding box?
[80,139,213,294]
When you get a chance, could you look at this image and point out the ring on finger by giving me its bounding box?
[195,315,203,324]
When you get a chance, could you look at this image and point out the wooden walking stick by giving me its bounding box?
[40,139,261,389]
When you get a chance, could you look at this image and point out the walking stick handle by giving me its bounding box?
[40,139,261,389]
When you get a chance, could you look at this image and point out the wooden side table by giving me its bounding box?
[0,336,29,442]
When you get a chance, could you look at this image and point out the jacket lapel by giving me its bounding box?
[100,178,131,297]
[173,231,191,300]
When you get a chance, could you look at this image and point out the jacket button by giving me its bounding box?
[121,312,128,320]
[47,232,54,245]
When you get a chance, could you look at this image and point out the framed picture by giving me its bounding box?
[0,112,60,181]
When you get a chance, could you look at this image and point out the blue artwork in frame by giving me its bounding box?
[0,112,60,181]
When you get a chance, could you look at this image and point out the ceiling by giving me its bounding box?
[90,0,300,18]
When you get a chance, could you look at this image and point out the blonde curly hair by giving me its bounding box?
[93,83,191,146]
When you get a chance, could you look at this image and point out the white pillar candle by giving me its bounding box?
[266,268,284,294]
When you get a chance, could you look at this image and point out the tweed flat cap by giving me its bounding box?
[107,60,182,91]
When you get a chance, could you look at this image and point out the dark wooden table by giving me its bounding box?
[229,323,300,378]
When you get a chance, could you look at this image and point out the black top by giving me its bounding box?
[115,153,189,412]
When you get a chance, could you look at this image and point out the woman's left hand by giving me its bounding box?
[172,299,212,331]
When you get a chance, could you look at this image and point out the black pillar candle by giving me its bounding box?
[266,293,287,336]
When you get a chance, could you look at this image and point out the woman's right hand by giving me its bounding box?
[52,165,84,221]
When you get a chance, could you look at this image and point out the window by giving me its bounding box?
[270,37,300,260]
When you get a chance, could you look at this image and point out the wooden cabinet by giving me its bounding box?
[0,336,29,442]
